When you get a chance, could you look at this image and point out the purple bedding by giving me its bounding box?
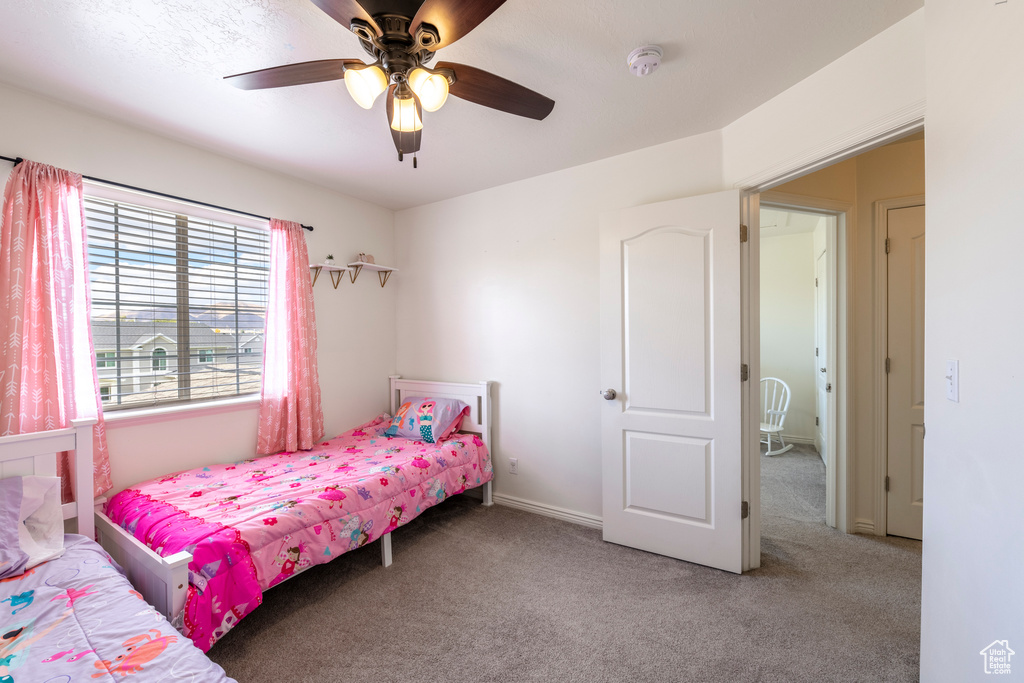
[0,534,234,682]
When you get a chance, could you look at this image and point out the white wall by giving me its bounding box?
[722,10,925,189]
[0,83,396,493]
[394,132,723,518]
[920,1,1024,679]
[760,231,817,442]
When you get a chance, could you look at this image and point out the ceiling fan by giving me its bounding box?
[225,0,555,166]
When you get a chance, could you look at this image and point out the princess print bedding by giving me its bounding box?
[104,414,492,652]
[0,534,234,682]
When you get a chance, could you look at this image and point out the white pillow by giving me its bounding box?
[0,476,65,577]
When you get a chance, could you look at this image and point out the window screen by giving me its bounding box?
[85,195,270,410]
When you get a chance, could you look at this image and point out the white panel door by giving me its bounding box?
[886,204,925,540]
[600,189,742,574]
[815,248,828,463]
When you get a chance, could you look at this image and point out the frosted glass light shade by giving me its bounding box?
[408,68,449,112]
[344,64,388,109]
[390,92,423,132]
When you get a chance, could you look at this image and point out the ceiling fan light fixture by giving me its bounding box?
[344,63,388,109]
[390,84,423,132]
[408,67,449,112]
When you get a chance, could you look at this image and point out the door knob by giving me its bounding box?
[820,367,827,373]
[600,389,617,400]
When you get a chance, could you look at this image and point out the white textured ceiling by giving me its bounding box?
[0,0,921,210]
[760,208,825,238]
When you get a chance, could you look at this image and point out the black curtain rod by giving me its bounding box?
[0,154,313,231]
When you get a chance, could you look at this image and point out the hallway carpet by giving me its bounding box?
[209,444,921,682]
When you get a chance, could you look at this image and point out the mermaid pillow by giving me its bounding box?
[384,397,469,443]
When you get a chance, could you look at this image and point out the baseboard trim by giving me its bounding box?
[761,434,816,447]
[853,518,877,535]
[492,493,603,530]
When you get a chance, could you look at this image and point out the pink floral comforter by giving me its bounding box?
[104,414,492,652]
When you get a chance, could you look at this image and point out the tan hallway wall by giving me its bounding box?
[760,231,818,442]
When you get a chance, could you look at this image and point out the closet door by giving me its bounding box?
[886,203,926,540]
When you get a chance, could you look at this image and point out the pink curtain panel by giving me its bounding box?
[0,160,111,499]
[256,218,324,454]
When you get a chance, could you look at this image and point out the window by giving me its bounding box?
[86,195,269,410]
[100,386,112,402]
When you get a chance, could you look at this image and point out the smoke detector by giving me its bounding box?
[627,45,663,77]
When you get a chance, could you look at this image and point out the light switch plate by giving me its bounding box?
[946,360,959,402]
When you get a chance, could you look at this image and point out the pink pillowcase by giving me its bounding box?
[384,397,470,443]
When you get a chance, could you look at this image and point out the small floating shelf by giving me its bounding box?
[347,261,397,287]
[309,263,350,289]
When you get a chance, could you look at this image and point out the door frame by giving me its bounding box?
[738,118,924,569]
[757,193,849,531]
[873,194,927,536]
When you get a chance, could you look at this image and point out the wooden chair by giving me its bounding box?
[760,377,794,456]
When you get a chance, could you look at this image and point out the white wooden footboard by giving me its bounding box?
[95,506,191,623]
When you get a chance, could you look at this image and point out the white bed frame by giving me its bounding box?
[0,418,97,540]
[91,376,493,624]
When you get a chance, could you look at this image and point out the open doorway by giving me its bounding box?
[758,204,841,528]
[747,130,925,550]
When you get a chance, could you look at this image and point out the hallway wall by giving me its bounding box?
[760,232,817,442]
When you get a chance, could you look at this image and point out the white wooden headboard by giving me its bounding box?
[0,419,96,538]
[389,375,492,451]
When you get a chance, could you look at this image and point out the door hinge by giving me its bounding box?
[741,364,749,382]
[885,237,891,254]
[885,475,890,492]
[741,501,749,519]
[815,277,818,287]
[826,382,832,393]
[740,224,748,243]
[815,416,819,426]
[885,357,891,374]
[815,346,819,357]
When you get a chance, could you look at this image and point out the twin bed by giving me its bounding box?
[0,376,494,676]
[0,420,234,681]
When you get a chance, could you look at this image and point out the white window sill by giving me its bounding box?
[102,394,260,427]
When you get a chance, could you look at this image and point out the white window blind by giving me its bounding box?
[85,195,270,410]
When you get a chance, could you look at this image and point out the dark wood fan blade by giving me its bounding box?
[225,59,363,90]
[385,84,422,156]
[410,0,507,50]
[310,0,381,36]
[438,62,554,120]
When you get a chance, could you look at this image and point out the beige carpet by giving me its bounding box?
[209,444,921,682]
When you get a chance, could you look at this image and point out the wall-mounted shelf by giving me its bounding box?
[310,263,350,289]
[347,261,397,287]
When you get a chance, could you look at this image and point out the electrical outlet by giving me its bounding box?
[508,458,519,475]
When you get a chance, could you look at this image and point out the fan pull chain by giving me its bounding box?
[413,154,418,169]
